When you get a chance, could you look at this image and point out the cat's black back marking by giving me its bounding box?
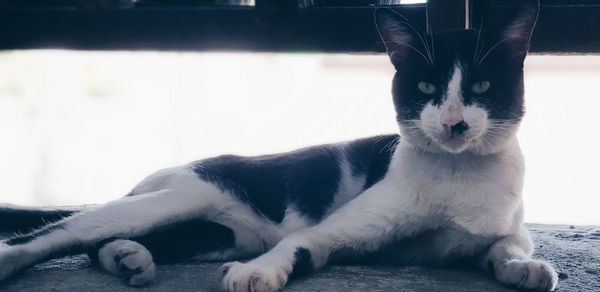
[192,147,342,223]
[192,135,399,223]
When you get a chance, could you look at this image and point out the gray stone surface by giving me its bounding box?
[1,224,599,291]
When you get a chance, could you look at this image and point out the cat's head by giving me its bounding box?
[376,0,538,155]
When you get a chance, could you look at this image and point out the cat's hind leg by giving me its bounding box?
[0,168,277,283]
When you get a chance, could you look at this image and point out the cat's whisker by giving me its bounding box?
[395,20,434,65]
[382,40,432,65]
[478,37,511,65]
[430,32,435,64]
[473,19,484,62]
[381,137,401,154]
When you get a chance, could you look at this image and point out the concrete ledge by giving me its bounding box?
[2,224,599,291]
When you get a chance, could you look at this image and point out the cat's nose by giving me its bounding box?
[440,104,468,136]
[442,120,469,136]
[441,117,463,128]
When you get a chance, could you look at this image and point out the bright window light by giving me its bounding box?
[0,51,597,225]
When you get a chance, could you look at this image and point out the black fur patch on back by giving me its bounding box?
[192,145,342,223]
[289,247,313,279]
[132,219,235,264]
[345,134,398,189]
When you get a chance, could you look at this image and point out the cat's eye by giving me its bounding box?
[471,81,490,94]
[418,82,436,94]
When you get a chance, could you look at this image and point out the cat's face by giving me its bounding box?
[376,0,538,155]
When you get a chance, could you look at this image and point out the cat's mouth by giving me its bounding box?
[431,126,488,153]
[435,135,471,153]
[401,119,487,154]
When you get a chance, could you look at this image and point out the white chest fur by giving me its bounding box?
[387,139,525,236]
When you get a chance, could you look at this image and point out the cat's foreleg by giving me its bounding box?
[480,227,558,291]
[89,239,156,286]
[221,180,430,292]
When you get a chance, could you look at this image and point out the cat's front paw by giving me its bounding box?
[495,259,558,291]
[221,261,288,292]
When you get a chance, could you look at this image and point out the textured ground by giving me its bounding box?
[1,224,599,291]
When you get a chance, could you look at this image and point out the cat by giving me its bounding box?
[0,0,558,291]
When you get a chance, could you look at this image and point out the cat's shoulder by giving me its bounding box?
[343,134,399,189]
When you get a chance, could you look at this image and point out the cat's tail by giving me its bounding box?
[0,204,92,233]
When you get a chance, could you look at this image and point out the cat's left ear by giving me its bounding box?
[498,0,540,62]
[375,8,430,69]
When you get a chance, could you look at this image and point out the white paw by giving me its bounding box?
[98,240,155,287]
[221,261,288,292]
[495,259,558,291]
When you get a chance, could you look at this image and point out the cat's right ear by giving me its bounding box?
[375,9,428,69]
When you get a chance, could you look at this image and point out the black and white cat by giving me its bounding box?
[0,1,558,291]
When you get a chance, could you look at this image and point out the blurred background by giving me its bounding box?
[0,50,598,225]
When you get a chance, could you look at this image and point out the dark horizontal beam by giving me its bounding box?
[0,6,423,53]
[0,3,598,54]
[532,4,600,54]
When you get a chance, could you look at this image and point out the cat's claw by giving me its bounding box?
[221,261,288,292]
[495,259,558,291]
[98,240,155,286]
